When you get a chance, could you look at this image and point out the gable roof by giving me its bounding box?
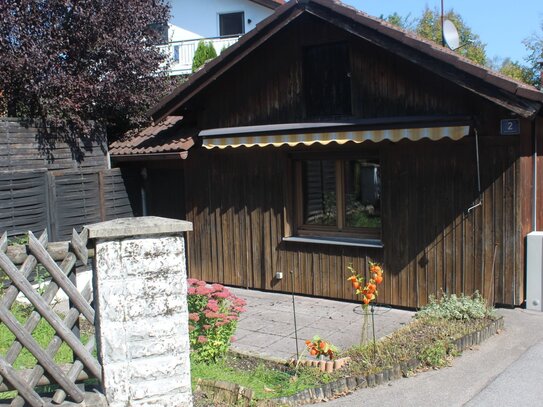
[149,0,542,122]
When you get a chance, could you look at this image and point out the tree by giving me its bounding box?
[496,58,536,86]
[192,41,218,73]
[384,7,487,66]
[415,7,487,66]
[0,0,172,147]
[523,20,543,88]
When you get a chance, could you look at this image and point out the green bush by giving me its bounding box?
[416,291,495,321]
[187,279,246,363]
[191,41,217,72]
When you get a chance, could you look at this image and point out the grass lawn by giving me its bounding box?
[191,354,335,400]
[0,302,94,400]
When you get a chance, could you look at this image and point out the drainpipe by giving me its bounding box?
[141,167,148,216]
[534,119,539,231]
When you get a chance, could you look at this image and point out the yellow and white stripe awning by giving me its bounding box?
[201,125,470,149]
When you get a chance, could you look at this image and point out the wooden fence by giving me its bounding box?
[0,168,133,241]
[0,228,99,406]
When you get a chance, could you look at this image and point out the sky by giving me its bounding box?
[343,0,543,64]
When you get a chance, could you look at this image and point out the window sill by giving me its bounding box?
[282,236,384,249]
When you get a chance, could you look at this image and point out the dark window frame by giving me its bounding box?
[290,152,381,240]
[219,12,245,37]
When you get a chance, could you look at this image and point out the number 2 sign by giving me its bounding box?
[500,119,520,135]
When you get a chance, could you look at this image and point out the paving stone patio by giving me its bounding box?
[229,287,414,360]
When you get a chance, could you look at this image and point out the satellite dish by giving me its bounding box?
[443,19,460,50]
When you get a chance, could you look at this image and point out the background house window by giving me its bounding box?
[303,42,352,117]
[173,45,180,63]
[295,156,381,238]
[219,12,245,36]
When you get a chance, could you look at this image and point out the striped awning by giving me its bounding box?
[201,125,470,149]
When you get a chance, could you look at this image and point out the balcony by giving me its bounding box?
[160,35,242,76]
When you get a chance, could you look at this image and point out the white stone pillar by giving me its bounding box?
[86,217,193,407]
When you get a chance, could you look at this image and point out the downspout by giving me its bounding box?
[533,118,538,231]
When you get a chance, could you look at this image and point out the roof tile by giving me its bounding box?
[110,116,196,156]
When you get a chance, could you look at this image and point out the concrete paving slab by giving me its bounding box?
[229,287,413,361]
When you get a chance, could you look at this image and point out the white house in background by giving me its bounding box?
[164,0,284,75]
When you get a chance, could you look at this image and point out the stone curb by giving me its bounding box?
[258,317,504,406]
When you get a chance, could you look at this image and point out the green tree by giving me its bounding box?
[382,12,414,30]
[497,58,536,85]
[415,7,487,66]
[192,41,218,73]
[523,20,543,88]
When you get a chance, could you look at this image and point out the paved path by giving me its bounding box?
[307,308,543,407]
[230,287,413,360]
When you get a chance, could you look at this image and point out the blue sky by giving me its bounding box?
[343,0,543,64]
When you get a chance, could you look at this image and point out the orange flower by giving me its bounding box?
[375,275,383,284]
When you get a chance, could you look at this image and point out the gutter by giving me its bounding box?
[110,151,189,162]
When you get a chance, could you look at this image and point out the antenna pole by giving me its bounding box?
[441,0,445,46]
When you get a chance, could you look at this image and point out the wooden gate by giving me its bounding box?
[0,228,100,406]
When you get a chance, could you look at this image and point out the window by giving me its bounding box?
[219,12,245,36]
[293,156,381,239]
[303,42,352,117]
[173,45,180,63]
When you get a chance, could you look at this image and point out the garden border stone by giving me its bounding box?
[254,316,504,406]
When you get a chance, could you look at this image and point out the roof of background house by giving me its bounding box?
[250,0,285,9]
[149,0,542,123]
[109,116,195,158]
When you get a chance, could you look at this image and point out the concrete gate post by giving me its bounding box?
[85,217,193,407]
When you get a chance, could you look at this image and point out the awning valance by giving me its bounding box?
[201,125,470,149]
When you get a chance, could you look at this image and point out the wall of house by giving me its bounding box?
[182,123,526,307]
[172,13,536,307]
[169,0,274,40]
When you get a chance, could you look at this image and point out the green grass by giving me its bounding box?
[0,303,78,369]
[191,355,334,400]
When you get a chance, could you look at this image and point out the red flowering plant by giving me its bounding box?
[187,279,246,363]
[305,336,338,360]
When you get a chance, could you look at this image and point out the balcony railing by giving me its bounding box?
[159,35,242,75]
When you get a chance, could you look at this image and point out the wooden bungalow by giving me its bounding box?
[110,0,543,308]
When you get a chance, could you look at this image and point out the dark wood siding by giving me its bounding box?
[184,130,524,307]
[193,14,475,129]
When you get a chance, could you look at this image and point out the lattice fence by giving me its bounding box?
[0,228,101,406]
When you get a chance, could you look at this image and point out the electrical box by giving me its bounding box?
[526,232,543,311]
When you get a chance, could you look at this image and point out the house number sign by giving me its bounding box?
[500,119,520,135]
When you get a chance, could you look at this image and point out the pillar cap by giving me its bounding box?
[85,216,193,239]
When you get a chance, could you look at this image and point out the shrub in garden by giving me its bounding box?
[191,41,217,72]
[187,279,246,363]
[416,291,495,321]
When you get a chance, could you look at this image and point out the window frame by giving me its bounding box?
[218,11,245,37]
[290,152,382,241]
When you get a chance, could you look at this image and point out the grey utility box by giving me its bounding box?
[526,232,543,311]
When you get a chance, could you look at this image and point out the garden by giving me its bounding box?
[187,263,501,406]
